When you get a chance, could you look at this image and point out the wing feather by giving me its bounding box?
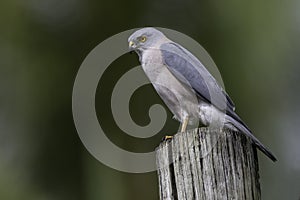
[160,42,235,112]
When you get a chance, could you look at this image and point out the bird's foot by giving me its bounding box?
[161,135,173,142]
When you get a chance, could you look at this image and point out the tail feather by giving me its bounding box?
[225,115,277,162]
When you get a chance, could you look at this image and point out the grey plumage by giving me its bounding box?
[128,27,277,162]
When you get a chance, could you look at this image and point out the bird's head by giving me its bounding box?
[128,27,167,52]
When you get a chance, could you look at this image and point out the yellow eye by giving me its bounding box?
[139,36,147,42]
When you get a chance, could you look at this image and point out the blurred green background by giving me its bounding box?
[1,0,300,199]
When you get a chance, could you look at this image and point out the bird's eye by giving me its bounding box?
[139,36,147,42]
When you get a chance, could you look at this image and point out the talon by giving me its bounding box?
[161,135,173,142]
[165,135,173,140]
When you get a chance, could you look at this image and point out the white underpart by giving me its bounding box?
[198,102,226,129]
[141,47,200,123]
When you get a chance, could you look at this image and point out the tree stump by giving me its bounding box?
[156,128,261,200]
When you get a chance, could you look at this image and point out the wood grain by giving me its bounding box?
[156,128,261,200]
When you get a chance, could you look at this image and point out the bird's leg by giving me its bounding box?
[181,116,189,132]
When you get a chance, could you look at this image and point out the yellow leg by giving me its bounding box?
[181,116,189,132]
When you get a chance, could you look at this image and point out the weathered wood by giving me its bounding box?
[156,128,261,200]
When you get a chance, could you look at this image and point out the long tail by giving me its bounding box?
[225,114,277,162]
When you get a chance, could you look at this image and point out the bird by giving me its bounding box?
[128,27,277,162]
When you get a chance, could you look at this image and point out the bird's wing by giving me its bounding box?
[160,42,277,162]
[160,42,235,112]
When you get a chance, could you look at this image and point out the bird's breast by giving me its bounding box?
[140,49,200,121]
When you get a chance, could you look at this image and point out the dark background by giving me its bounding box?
[1,0,300,199]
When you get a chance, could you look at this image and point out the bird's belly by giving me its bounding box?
[198,102,226,128]
[142,63,199,122]
[155,85,200,123]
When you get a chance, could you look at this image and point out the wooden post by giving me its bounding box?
[156,128,261,200]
